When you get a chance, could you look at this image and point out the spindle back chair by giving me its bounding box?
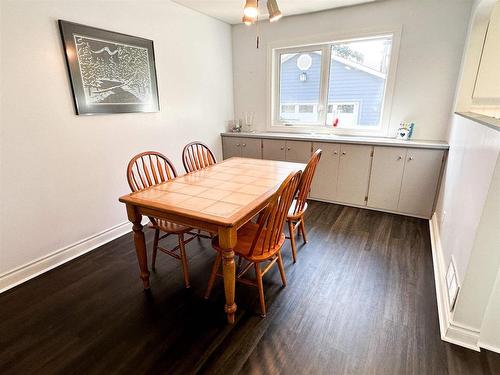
[205,170,302,316]
[127,151,178,192]
[182,141,217,173]
[287,149,322,263]
[127,151,195,288]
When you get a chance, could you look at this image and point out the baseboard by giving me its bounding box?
[478,342,500,354]
[429,213,481,352]
[0,221,136,294]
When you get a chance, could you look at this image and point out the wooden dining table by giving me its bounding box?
[119,157,306,323]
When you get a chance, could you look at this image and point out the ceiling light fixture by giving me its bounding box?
[242,14,254,25]
[267,0,282,22]
[243,0,259,19]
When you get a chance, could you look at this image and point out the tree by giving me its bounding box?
[332,44,364,63]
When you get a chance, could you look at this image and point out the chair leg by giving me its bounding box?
[178,233,190,288]
[277,252,287,287]
[152,228,159,271]
[254,262,266,317]
[299,216,308,244]
[204,252,222,299]
[287,219,297,264]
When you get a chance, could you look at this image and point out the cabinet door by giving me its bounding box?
[262,139,286,161]
[310,142,340,201]
[285,140,311,163]
[337,144,373,206]
[222,137,242,159]
[240,138,262,159]
[367,146,407,211]
[398,149,444,218]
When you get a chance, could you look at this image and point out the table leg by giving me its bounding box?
[218,227,237,324]
[126,204,150,289]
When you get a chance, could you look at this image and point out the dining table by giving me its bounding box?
[119,156,306,323]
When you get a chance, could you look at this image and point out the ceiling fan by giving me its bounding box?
[242,0,283,25]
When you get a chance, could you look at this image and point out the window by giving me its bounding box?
[272,34,396,134]
[279,50,322,124]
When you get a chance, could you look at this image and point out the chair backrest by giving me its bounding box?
[249,170,302,257]
[292,149,322,215]
[127,151,177,192]
[182,141,217,173]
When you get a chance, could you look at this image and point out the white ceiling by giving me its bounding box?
[172,0,377,24]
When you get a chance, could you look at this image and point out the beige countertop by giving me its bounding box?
[221,131,449,150]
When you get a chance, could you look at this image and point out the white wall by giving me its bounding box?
[452,153,500,329]
[232,0,473,140]
[432,0,500,352]
[0,0,233,284]
[435,115,500,281]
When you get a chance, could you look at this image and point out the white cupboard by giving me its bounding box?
[221,134,446,219]
[368,146,407,211]
[310,142,340,201]
[337,144,373,206]
[398,149,444,218]
[262,139,311,162]
[222,137,262,159]
[262,139,286,161]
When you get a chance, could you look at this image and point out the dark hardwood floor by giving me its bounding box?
[1,202,499,374]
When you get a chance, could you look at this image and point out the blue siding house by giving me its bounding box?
[280,52,386,126]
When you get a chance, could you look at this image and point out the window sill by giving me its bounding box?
[267,124,389,138]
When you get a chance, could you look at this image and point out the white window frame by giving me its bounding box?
[267,28,402,136]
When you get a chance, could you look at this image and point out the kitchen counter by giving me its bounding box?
[221,131,449,150]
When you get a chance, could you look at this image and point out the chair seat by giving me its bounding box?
[149,219,192,234]
[287,199,307,220]
[212,222,285,262]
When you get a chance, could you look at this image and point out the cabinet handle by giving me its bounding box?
[236,144,240,147]
[342,151,346,155]
[397,155,402,160]
[408,156,414,161]
[280,147,284,150]
[287,147,291,151]
[242,143,246,147]
[333,151,338,155]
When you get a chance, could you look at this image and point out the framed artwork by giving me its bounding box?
[58,20,160,115]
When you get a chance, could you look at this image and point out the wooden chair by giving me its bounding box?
[127,151,196,288]
[182,141,217,173]
[204,170,302,317]
[287,149,322,263]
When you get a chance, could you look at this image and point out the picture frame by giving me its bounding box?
[58,20,160,115]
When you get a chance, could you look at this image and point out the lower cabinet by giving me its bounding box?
[221,135,445,219]
[397,148,444,218]
[310,143,372,206]
[262,139,286,161]
[310,142,340,201]
[262,139,311,162]
[222,137,262,159]
[368,146,407,211]
[367,146,444,218]
[336,144,373,206]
